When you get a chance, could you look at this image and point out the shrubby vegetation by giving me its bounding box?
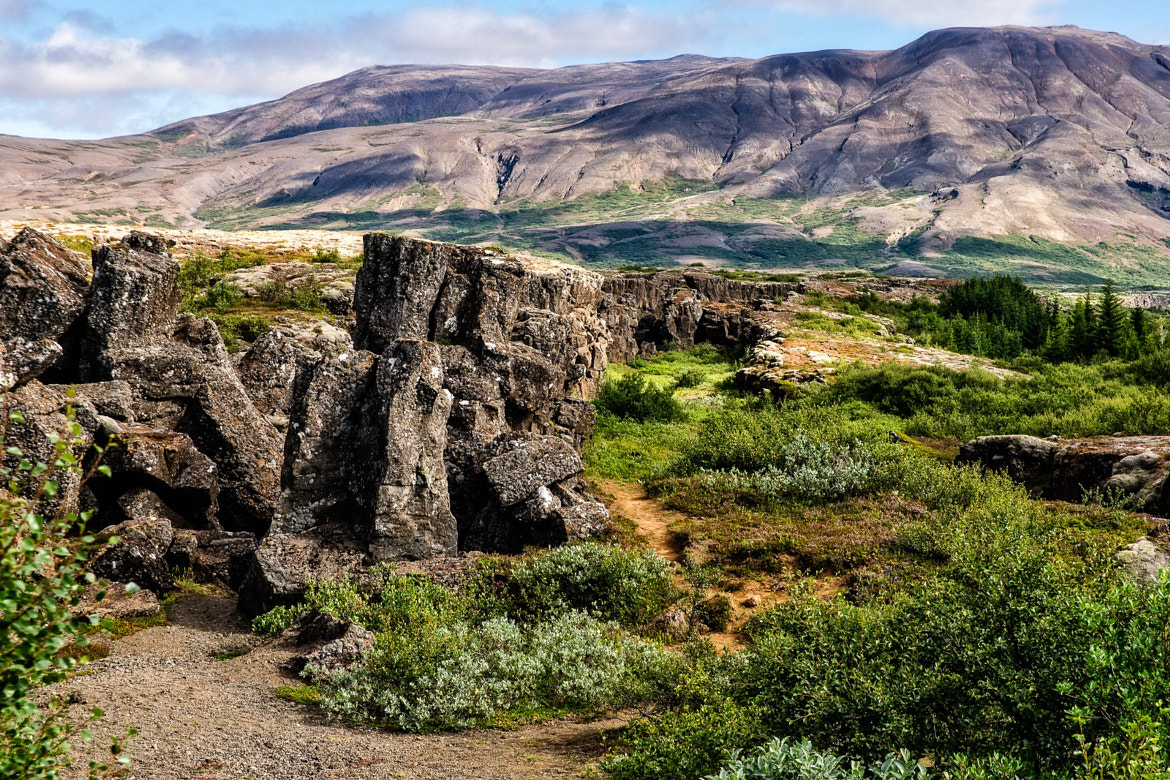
[585,337,1170,779]
[252,545,680,731]
[595,372,685,424]
[0,400,133,778]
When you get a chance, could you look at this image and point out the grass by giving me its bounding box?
[585,345,739,482]
[274,685,324,705]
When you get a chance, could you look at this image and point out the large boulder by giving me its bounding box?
[0,339,63,390]
[238,528,368,616]
[959,434,1170,515]
[0,227,89,343]
[271,341,456,559]
[86,425,220,531]
[956,435,1060,493]
[365,340,457,562]
[80,232,180,380]
[1114,536,1170,585]
[105,316,284,534]
[0,381,97,520]
[483,435,584,507]
[0,228,90,384]
[89,516,176,594]
[236,321,353,419]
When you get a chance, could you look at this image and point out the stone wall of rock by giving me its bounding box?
[1,230,266,602]
[2,228,794,616]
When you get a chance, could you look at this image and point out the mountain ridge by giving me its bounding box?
[1,25,1168,285]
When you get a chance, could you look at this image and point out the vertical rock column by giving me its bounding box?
[368,340,456,562]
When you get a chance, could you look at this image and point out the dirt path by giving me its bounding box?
[596,480,689,564]
[48,595,621,780]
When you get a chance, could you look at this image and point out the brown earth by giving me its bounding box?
[596,479,840,650]
[46,594,621,780]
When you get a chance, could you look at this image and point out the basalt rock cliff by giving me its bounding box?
[0,229,793,616]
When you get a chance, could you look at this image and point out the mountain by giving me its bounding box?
[1,26,1169,285]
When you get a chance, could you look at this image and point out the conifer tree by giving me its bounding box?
[1069,294,1095,360]
[1095,280,1129,358]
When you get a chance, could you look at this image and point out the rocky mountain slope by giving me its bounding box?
[0,26,1169,283]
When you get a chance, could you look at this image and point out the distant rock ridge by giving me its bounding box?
[0,228,791,616]
[1,25,1168,274]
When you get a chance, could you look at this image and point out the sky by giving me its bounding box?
[0,0,1164,139]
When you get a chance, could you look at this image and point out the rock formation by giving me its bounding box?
[957,434,1170,516]
[1,227,790,616]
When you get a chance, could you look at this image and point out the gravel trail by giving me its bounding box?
[49,594,619,779]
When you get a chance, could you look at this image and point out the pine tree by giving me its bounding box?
[1041,309,1071,363]
[1069,294,1095,360]
[1095,280,1129,358]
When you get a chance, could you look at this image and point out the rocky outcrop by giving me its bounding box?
[0,228,89,387]
[235,321,352,420]
[1114,535,1170,585]
[86,426,220,530]
[600,271,796,362]
[3,227,801,615]
[958,434,1170,516]
[89,516,176,594]
[80,232,180,381]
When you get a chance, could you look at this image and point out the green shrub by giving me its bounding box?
[466,543,678,627]
[693,595,733,633]
[251,604,306,637]
[252,565,463,637]
[673,367,708,390]
[596,373,685,423]
[603,699,761,780]
[0,402,133,777]
[708,738,928,780]
[318,612,670,731]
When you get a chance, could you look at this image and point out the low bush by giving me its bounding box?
[318,611,671,731]
[604,699,761,780]
[465,542,678,628]
[708,738,929,780]
[596,373,685,423]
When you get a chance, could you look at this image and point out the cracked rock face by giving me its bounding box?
[4,227,805,616]
[0,228,90,387]
[958,434,1170,516]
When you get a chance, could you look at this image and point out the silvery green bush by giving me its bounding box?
[316,611,670,731]
[707,738,927,780]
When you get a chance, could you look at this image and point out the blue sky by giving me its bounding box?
[0,0,1164,139]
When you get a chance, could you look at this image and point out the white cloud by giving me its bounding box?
[752,0,1061,28]
[0,0,39,21]
[0,5,715,137]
